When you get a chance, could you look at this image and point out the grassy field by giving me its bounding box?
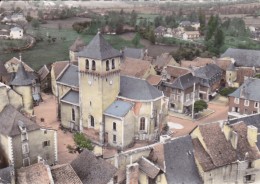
[0,27,143,70]
[0,39,28,51]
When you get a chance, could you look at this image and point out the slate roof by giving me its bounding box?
[0,105,40,137]
[194,122,260,171]
[164,135,202,184]
[123,47,144,59]
[229,78,260,101]
[169,73,198,90]
[138,157,160,179]
[70,37,85,52]
[71,149,117,184]
[57,64,79,88]
[119,75,163,101]
[10,63,33,86]
[0,167,11,184]
[229,113,260,149]
[194,63,223,80]
[38,64,50,81]
[221,48,260,67]
[61,90,79,106]
[121,57,153,79]
[5,57,34,72]
[51,164,82,184]
[104,100,133,118]
[52,61,70,79]
[78,32,121,60]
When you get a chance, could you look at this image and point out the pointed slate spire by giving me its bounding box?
[10,63,32,86]
[77,32,121,60]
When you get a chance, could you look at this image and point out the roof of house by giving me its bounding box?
[138,157,160,179]
[123,47,144,59]
[184,31,200,35]
[194,63,223,80]
[51,61,70,79]
[104,100,133,118]
[169,73,198,90]
[61,90,79,106]
[0,167,11,184]
[229,78,260,101]
[216,58,233,71]
[195,122,260,171]
[10,63,33,86]
[119,75,163,101]
[154,26,166,34]
[78,32,121,60]
[229,113,260,149]
[10,26,22,31]
[235,68,255,85]
[180,21,191,26]
[121,57,153,79]
[152,53,175,70]
[70,37,85,52]
[148,143,165,172]
[17,163,52,184]
[57,64,79,88]
[5,57,34,72]
[164,135,203,184]
[0,105,40,137]
[70,149,117,184]
[38,64,50,81]
[221,48,260,67]
[181,58,214,68]
[146,74,162,86]
[166,65,190,79]
[51,164,82,184]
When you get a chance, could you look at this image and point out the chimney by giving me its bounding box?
[230,130,238,150]
[126,163,139,184]
[247,125,258,147]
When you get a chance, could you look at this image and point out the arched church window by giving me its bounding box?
[86,59,89,70]
[90,115,94,127]
[140,117,145,131]
[92,60,96,71]
[112,59,115,69]
[106,60,110,71]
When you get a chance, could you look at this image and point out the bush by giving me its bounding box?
[219,87,237,97]
[74,133,94,151]
[194,100,208,113]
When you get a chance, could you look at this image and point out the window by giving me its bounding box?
[254,102,259,108]
[112,59,115,69]
[21,132,28,141]
[92,60,96,71]
[170,103,175,109]
[244,174,255,183]
[186,93,190,101]
[90,115,94,127]
[85,59,89,70]
[106,60,109,71]
[72,108,75,121]
[113,135,116,143]
[140,117,145,131]
[248,162,253,168]
[42,140,50,147]
[244,100,249,106]
[234,98,239,104]
[23,157,30,167]
[22,143,29,154]
[113,122,116,131]
[234,107,239,113]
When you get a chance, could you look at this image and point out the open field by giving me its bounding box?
[41,17,92,29]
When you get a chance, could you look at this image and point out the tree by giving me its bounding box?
[214,28,225,54]
[132,33,140,47]
[31,18,40,29]
[149,30,156,44]
[130,10,137,27]
[73,133,94,151]
[194,100,208,113]
[198,9,206,35]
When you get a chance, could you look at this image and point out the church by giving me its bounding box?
[56,32,168,150]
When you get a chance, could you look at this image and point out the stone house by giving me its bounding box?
[152,53,179,75]
[228,78,260,118]
[10,27,23,39]
[154,26,166,37]
[182,31,200,40]
[191,121,260,184]
[57,32,167,150]
[164,65,190,82]
[0,105,58,169]
[120,57,156,79]
[161,73,200,114]
[194,63,224,101]
[38,64,51,93]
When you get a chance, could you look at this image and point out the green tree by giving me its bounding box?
[194,100,208,113]
[31,18,40,29]
[214,28,225,54]
[149,30,156,44]
[198,9,206,35]
[132,33,140,47]
[73,133,94,151]
[130,10,137,27]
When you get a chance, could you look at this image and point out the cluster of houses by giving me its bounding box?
[1,31,260,183]
[0,12,26,39]
[154,21,200,40]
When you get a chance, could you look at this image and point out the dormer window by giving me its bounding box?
[92,60,96,71]
[106,60,110,71]
[112,59,115,69]
[86,59,89,70]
